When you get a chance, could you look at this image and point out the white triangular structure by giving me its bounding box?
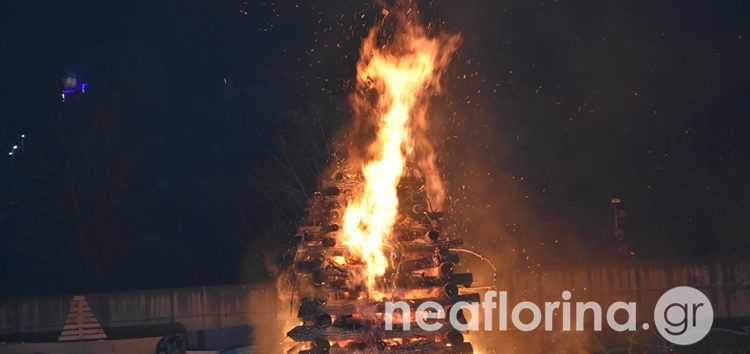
[58,295,108,341]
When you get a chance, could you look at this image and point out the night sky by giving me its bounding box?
[1,0,748,296]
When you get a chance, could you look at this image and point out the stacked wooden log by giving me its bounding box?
[285,165,475,353]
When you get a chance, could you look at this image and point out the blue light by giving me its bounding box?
[61,70,91,101]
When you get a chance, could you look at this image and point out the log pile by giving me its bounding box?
[284,164,476,353]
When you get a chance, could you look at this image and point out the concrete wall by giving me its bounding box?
[0,284,279,349]
[496,258,750,321]
[1,258,749,345]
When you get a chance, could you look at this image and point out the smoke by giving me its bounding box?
[246,280,300,353]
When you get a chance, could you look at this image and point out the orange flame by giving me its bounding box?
[342,9,460,295]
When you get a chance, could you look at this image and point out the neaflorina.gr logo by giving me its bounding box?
[385,290,638,332]
[384,286,714,345]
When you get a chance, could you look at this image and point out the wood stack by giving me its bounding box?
[58,295,108,342]
[284,165,476,353]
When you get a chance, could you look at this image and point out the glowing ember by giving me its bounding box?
[342,10,460,295]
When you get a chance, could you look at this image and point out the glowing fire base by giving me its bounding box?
[284,164,476,353]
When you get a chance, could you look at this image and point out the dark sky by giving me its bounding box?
[1,0,748,296]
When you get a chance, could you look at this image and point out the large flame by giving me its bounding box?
[342,10,460,295]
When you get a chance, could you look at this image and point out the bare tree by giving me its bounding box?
[18,90,160,290]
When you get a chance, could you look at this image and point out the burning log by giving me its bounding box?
[287,321,463,342]
[401,239,464,253]
[297,293,481,317]
[300,342,474,354]
[395,273,473,289]
[293,329,474,354]
[399,253,460,272]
